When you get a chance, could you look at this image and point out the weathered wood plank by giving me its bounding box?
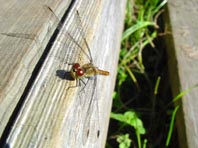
[0,0,72,140]
[0,0,126,147]
[165,1,198,148]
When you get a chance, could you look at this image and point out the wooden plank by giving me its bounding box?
[0,0,72,140]
[165,1,198,148]
[1,0,126,147]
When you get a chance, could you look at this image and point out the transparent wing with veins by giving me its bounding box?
[66,9,101,142]
[61,8,108,145]
[47,6,105,144]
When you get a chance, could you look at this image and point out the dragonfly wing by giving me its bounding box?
[80,75,100,145]
[44,6,93,65]
[63,75,99,146]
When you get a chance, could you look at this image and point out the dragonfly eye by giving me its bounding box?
[73,63,80,69]
[77,68,84,76]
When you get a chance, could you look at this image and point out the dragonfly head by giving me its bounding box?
[71,63,84,79]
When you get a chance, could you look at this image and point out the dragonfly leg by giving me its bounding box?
[79,78,90,92]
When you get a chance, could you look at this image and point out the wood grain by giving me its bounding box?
[165,1,198,147]
[0,0,72,140]
[0,0,126,147]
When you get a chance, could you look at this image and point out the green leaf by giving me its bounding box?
[122,21,156,41]
[111,111,146,135]
[117,134,132,148]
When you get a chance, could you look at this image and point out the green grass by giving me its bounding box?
[107,0,198,147]
[105,0,185,147]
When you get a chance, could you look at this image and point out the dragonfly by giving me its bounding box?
[46,6,110,144]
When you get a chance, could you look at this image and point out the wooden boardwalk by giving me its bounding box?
[165,0,198,147]
[0,0,126,147]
